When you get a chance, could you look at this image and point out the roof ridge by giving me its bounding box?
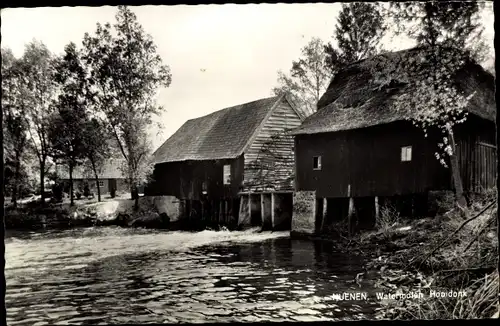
[187,95,280,122]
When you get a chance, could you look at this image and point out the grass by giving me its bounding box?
[364,189,499,320]
[394,271,499,320]
[375,204,402,238]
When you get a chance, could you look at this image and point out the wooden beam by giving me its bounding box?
[201,201,205,222]
[271,192,275,229]
[238,190,294,195]
[219,200,224,224]
[210,200,214,223]
[248,194,252,222]
[477,142,496,149]
[347,184,353,237]
[320,198,327,233]
[348,198,354,237]
[225,200,229,224]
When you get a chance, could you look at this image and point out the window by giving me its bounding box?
[401,146,412,162]
[223,165,231,185]
[313,156,322,170]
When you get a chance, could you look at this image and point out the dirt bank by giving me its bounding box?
[314,197,499,320]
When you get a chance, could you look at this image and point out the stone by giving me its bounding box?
[291,191,316,235]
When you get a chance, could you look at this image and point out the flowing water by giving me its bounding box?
[5,227,380,324]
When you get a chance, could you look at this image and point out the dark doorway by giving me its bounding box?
[250,195,262,227]
[108,179,117,195]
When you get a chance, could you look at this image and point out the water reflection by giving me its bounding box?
[5,228,379,324]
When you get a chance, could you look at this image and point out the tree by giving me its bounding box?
[272,37,331,117]
[20,40,57,205]
[388,2,488,63]
[82,6,172,210]
[371,2,489,212]
[324,3,386,72]
[2,48,30,207]
[48,42,90,206]
[81,118,111,202]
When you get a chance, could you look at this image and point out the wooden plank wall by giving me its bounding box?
[178,156,245,200]
[456,117,497,193]
[295,121,451,198]
[242,97,302,192]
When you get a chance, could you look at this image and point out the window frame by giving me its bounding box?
[98,180,104,187]
[223,164,231,185]
[401,146,412,162]
[313,155,322,170]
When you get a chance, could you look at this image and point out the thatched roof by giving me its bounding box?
[292,47,496,136]
[153,94,297,164]
[58,158,125,180]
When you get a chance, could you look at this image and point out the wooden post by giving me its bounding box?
[347,184,354,237]
[261,193,265,227]
[225,200,229,224]
[271,192,275,229]
[209,200,213,223]
[219,200,224,224]
[248,194,252,223]
[201,201,205,223]
[375,196,379,221]
[320,198,327,233]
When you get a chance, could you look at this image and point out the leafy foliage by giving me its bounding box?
[48,42,91,205]
[49,43,88,168]
[324,3,386,72]
[19,40,58,202]
[273,37,330,117]
[2,48,31,204]
[82,6,172,208]
[388,1,488,63]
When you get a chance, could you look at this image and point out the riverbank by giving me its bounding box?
[4,194,238,232]
[4,195,169,230]
[309,193,499,320]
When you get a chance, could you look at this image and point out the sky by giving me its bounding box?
[1,3,495,152]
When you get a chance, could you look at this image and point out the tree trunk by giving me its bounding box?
[12,151,21,208]
[69,163,74,207]
[447,128,467,212]
[90,159,101,202]
[40,159,46,206]
[132,184,139,211]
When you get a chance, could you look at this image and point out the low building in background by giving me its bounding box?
[57,159,129,197]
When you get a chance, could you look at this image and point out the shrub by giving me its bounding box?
[376,204,401,233]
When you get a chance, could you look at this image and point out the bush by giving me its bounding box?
[76,192,82,200]
[376,204,401,234]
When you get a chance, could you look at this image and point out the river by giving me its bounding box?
[5,227,381,324]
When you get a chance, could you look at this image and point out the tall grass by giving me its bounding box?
[375,204,401,236]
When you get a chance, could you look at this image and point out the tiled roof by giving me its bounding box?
[152,96,283,164]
